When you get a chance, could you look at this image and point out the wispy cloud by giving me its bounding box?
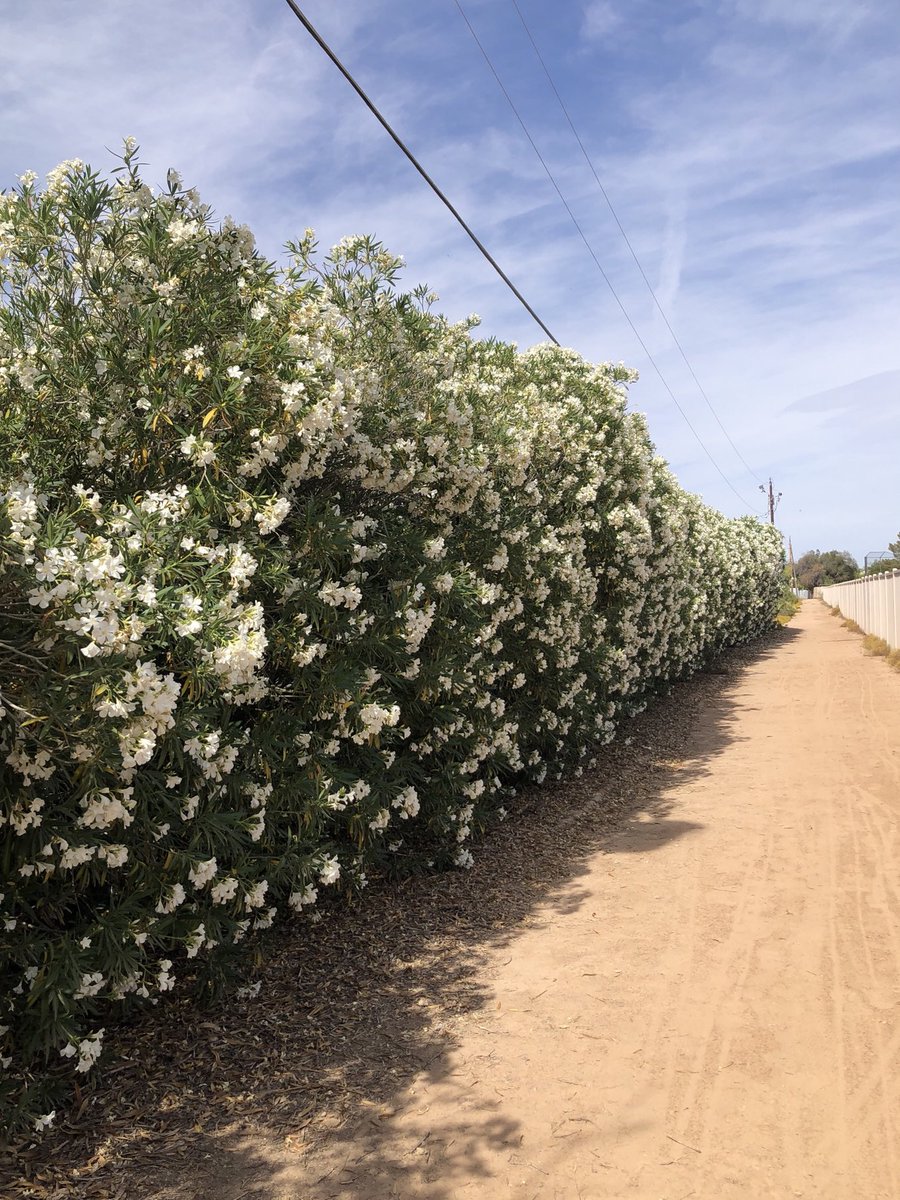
[786,370,900,415]
[652,189,687,341]
[581,1,622,41]
[730,0,871,43]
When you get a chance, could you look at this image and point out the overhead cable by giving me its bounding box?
[281,0,559,344]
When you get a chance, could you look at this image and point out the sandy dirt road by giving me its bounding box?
[8,602,900,1200]
[280,601,900,1200]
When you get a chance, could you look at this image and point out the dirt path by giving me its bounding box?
[264,602,900,1199]
[7,602,900,1199]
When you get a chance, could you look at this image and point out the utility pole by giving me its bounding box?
[788,537,797,589]
[759,478,782,525]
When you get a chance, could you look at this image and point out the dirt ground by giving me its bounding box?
[5,601,900,1199]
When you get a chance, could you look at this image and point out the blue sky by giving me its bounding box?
[2,0,898,560]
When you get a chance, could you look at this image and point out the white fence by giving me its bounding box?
[818,571,900,650]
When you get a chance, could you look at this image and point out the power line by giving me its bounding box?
[453,0,764,515]
[509,0,763,488]
[280,0,559,344]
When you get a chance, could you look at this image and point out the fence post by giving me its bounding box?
[883,573,892,643]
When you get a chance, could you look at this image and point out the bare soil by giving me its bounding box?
[5,601,900,1199]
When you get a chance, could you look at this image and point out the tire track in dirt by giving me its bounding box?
[668,826,774,1147]
[824,775,852,1180]
[852,782,900,1177]
[815,775,900,1193]
[844,792,900,1199]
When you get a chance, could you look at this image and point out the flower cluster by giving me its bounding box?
[0,148,783,1132]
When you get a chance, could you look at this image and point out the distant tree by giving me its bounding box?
[820,550,859,581]
[889,531,900,558]
[795,551,825,590]
[795,549,859,590]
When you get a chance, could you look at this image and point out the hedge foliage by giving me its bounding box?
[0,146,783,1133]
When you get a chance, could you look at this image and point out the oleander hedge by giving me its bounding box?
[0,146,783,1133]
